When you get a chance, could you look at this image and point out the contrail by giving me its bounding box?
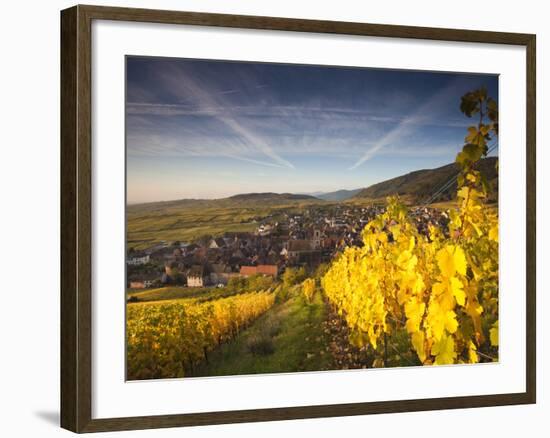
[158,66,294,169]
[349,78,463,170]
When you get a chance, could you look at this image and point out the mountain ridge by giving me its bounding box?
[315,188,362,201]
[353,157,498,203]
[227,192,317,202]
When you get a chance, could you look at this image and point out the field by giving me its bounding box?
[127,198,324,250]
[127,286,239,303]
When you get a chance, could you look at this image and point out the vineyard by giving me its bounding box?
[127,291,275,380]
[126,87,500,378]
[322,87,499,366]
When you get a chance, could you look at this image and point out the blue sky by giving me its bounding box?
[126,57,498,204]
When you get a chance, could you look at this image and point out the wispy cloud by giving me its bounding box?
[219,89,239,95]
[125,57,498,203]
[126,126,376,163]
[127,130,292,169]
[146,64,295,169]
[349,79,464,170]
[127,101,470,130]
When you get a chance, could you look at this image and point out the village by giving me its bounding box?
[127,203,450,290]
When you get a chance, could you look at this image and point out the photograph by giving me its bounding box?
[125,56,499,380]
[0,0,542,435]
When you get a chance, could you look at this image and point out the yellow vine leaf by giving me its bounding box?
[437,245,467,278]
[468,341,479,364]
[432,334,457,365]
[412,331,426,363]
[450,276,466,306]
[405,299,425,334]
[490,320,499,346]
[489,223,499,242]
[444,310,459,334]
[426,302,458,340]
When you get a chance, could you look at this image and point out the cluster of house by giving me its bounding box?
[127,204,448,289]
[409,207,450,237]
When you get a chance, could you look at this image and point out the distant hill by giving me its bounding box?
[128,191,321,214]
[316,188,362,201]
[128,158,498,214]
[353,157,498,204]
[227,192,318,202]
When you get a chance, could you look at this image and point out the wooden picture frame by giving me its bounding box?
[61,4,536,433]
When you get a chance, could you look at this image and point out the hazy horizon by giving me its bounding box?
[126,188,363,206]
[126,57,498,204]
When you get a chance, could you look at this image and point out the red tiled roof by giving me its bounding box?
[240,266,257,276]
[257,265,278,276]
[240,265,278,276]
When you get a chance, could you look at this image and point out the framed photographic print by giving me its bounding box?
[60,4,536,433]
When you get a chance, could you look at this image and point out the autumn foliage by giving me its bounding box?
[127,291,275,379]
[322,88,499,365]
[302,278,316,302]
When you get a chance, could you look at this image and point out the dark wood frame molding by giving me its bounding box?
[61,4,536,433]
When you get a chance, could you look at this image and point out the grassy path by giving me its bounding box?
[190,290,333,377]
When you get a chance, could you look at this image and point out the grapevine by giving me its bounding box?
[322,87,499,366]
[127,291,275,379]
[302,278,316,302]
